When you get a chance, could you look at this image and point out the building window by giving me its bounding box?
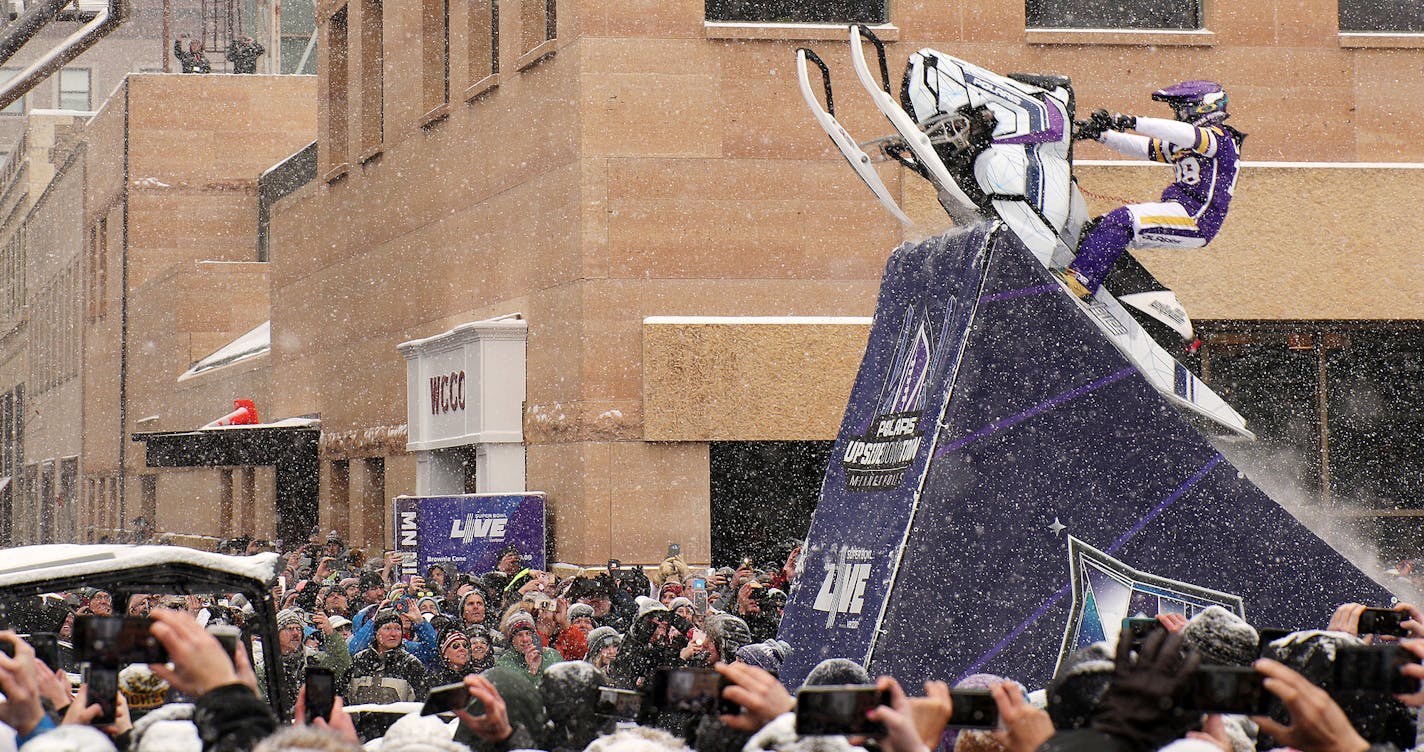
[468,0,498,85]
[710,441,832,567]
[0,70,25,114]
[358,0,383,152]
[1026,0,1201,30]
[421,0,449,114]
[520,0,555,54]
[57,68,89,110]
[322,6,349,177]
[1340,1,1424,32]
[1199,324,1424,552]
[705,0,886,24]
[282,0,319,73]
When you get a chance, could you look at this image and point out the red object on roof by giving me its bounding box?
[204,399,259,428]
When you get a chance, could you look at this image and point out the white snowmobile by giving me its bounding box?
[796,26,1252,439]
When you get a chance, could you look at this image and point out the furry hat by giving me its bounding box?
[129,703,197,752]
[539,661,607,724]
[17,726,115,752]
[583,726,693,752]
[1182,606,1258,666]
[378,712,464,752]
[252,725,362,752]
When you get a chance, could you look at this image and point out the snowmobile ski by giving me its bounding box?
[796,48,914,226]
[847,25,981,225]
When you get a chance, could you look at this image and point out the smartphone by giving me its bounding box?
[595,686,642,721]
[1256,628,1291,657]
[1121,617,1161,651]
[668,543,682,558]
[25,633,62,670]
[1334,645,1421,694]
[947,688,1000,728]
[1357,608,1410,637]
[795,684,890,736]
[208,625,241,661]
[421,681,478,716]
[83,664,118,725]
[74,616,168,666]
[648,667,737,715]
[1186,666,1271,714]
[304,667,336,723]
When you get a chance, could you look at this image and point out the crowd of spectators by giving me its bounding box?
[0,531,1422,752]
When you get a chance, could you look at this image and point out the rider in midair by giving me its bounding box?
[1055,81,1246,300]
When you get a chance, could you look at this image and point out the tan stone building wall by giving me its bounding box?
[80,74,316,541]
[256,0,1423,566]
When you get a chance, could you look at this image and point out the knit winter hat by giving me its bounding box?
[1182,606,1258,666]
[439,630,468,654]
[372,608,402,632]
[735,639,791,676]
[119,664,171,711]
[502,610,537,640]
[1047,642,1115,731]
[567,603,595,622]
[802,657,870,688]
[666,596,693,613]
[276,608,305,631]
[583,626,623,660]
[703,613,753,659]
[379,712,465,752]
[634,595,668,622]
[129,703,198,752]
[539,661,607,725]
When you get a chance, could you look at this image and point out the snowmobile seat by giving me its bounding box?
[1007,73,1071,92]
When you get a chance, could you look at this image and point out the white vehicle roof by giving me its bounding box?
[0,545,280,589]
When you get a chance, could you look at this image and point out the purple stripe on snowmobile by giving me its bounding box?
[956,453,1225,680]
[934,366,1136,458]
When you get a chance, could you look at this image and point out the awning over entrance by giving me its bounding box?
[132,417,320,545]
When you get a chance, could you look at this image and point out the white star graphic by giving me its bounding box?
[1049,517,1066,536]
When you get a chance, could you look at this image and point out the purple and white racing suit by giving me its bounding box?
[1070,116,1242,290]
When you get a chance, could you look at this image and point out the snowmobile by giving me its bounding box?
[795,26,1251,439]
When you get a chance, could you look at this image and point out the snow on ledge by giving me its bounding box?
[644,316,873,326]
[179,321,270,382]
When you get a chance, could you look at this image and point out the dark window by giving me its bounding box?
[1026,0,1200,30]
[1200,324,1424,559]
[1340,1,1424,32]
[710,441,832,568]
[706,0,887,24]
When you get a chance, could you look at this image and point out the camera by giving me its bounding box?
[74,616,169,666]
[595,686,642,721]
[795,684,890,736]
[648,667,736,715]
[421,681,480,716]
[1335,645,1421,694]
[1185,666,1271,715]
[947,688,1000,728]
[1356,608,1410,638]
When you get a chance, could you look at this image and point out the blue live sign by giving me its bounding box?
[393,493,546,579]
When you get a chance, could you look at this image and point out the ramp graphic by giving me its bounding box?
[777,225,1393,689]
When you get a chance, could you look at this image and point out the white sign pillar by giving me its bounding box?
[397,315,527,496]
